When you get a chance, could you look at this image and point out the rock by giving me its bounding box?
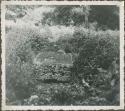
[29,95,38,102]
[82,78,90,87]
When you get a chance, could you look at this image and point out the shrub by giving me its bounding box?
[6,26,50,61]
[71,29,119,80]
[33,64,71,82]
[6,26,49,104]
[51,88,72,105]
[6,61,35,104]
[48,25,74,42]
[49,83,86,105]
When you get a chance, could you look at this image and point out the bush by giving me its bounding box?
[6,61,35,104]
[50,83,85,105]
[71,29,119,79]
[6,26,49,104]
[6,26,50,61]
[70,28,119,105]
[71,29,119,81]
[51,88,72,105]
[33,64,71,82]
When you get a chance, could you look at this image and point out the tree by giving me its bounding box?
[89,5,119,30]
[42,5,91,27]
[72,6,90,28]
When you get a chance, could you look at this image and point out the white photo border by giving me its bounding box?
[1,1,124,110]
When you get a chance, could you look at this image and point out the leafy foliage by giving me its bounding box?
[72,29,119,80]
[6,26,49,103]
[5,5,120,106]
[33,64,71,82]
[89,5,119,30]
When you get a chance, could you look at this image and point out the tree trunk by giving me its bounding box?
[85,14,89,28]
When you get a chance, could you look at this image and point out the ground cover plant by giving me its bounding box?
[5,5,120,106]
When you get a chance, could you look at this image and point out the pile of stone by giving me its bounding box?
[34,64,71,82]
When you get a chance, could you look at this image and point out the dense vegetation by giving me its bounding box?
[6,5,119,106]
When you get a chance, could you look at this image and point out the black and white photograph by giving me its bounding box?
[1,0,124,110]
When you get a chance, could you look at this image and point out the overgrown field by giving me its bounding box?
[6,25,119,105]
[5,5,120,106]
